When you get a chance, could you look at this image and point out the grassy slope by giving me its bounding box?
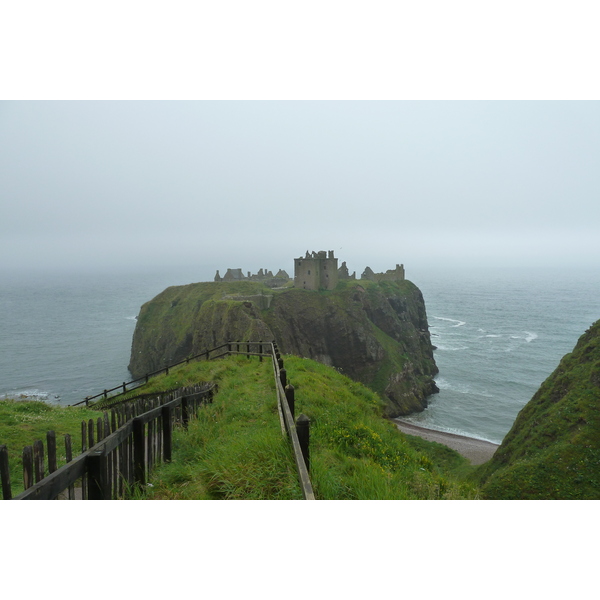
[133,356,304,500]
[2,354,479,500]
[474,320,600,499]
[133,355,478,500]
[0,400,100,495]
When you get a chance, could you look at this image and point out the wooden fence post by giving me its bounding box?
[23,446,34,490]
[33,440,44,483]
[88,419,95,447]
[65,434,75,500]
[162,405,173,462]
[296,414,310,473]
[280,368,287,389]
[47,431,57,476]
[133,418,145,487]
[285,384,295,420]
[88,448,108,500]
[182,396,189,429]
[259,340,263,362]
[81,422,88,499]
[0,445,11,500]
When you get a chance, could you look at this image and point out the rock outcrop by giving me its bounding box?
[477,319,600,499]
[128,279,439,417]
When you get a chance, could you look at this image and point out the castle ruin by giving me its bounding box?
[293,251,404,290]
[294,250,339,291]
[214,252,405,293]
[360,263,405,283]
[214,267,290,288]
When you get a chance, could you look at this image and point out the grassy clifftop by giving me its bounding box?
[124,354,477,500]
[129,279,438,417]
[475,319,600,499]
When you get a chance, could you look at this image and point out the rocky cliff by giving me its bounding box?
[477,319,600,499]
[128,279,439,417]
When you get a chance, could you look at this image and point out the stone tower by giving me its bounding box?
[294,250,339,290]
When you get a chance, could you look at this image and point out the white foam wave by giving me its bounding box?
[509,331,538,343]
[434,378,494,398]
[484,334,502,338]
[433,316,466,328]
[399,419,501,444]
[434,344,469,351]
[0,389,58,402]
[125,316,138,321]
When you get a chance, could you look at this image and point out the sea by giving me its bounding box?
[1,265,599,445]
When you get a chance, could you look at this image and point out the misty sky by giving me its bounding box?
[1,101,599,278]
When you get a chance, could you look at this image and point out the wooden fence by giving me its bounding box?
[1,340,315,500]
[74,341,270,407]
[269,342,315,500]
[1,384,215,500]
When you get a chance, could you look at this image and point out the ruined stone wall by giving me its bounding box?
[338,261,356,280]
[361,264,405,283]
[214,267,291,288]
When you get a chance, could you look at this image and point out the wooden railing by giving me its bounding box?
[73,341,268,406]
[269,342,315,500]
[1,384,215,500]
[2,341,315,500]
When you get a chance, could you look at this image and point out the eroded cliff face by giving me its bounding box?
[129,279,438,417]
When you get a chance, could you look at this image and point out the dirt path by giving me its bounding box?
[393,419,500,465]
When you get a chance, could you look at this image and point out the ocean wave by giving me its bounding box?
[0,389,59,402]
[433,316,466,328]
[125,316,138,321]
[434,344,469,351]
[509,331,538,343]
[434,377,494,398]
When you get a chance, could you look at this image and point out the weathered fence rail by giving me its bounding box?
[269,342,315,500]
[74,341,270,407]
[1,384,215,500]
[2,340,315,500]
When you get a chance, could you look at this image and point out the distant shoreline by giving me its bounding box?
[393,419,500,465]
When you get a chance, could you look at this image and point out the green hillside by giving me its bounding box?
[0,400,100,496]
[123,354,478,500]
[475,320,600,499]
[128,279,439,417]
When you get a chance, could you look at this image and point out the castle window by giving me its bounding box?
[308,270,311,275]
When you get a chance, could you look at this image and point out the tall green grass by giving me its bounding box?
[282,355,479,499]
[136,354,479,500]
[2,354,480,500]
[139,356,303,499]
[0,400,100,495]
